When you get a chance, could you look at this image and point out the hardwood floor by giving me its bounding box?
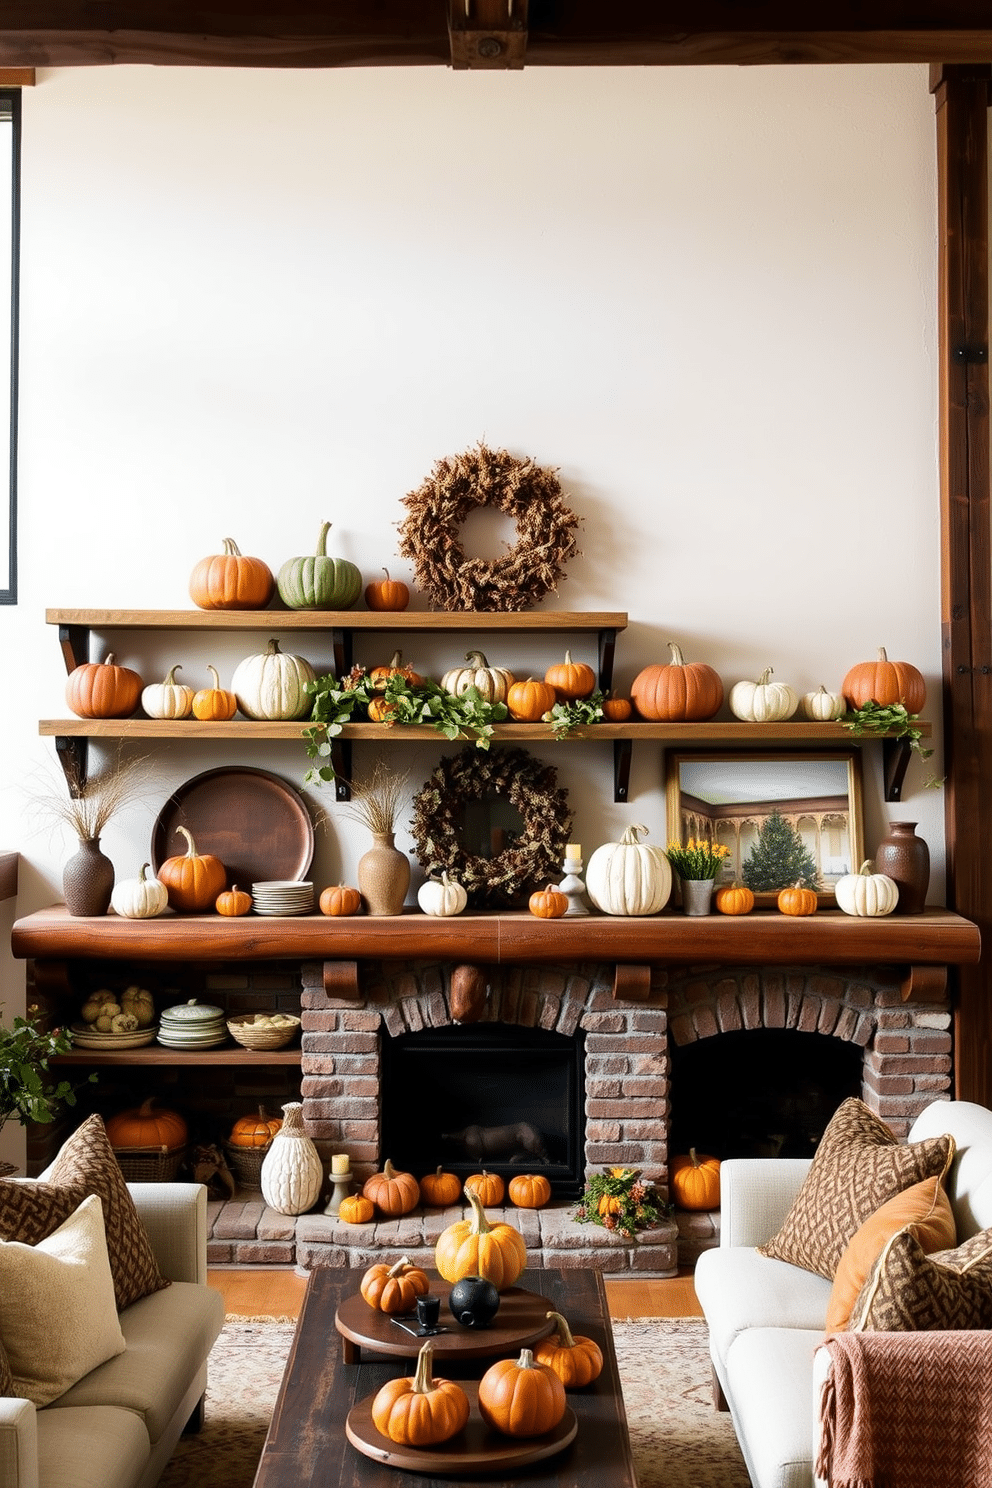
[209,1268,703,1320]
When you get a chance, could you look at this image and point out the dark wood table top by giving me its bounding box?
[252,1267,636,1488]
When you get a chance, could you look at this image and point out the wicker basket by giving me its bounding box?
[111,1145,187,1182]
[226,1013,300,1050]
[223,1141,271,1190]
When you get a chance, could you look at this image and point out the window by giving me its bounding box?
[0,90,19,605]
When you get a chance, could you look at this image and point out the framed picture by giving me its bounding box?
[664,750,865,907]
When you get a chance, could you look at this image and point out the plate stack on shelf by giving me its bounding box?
[70,1024,159,1050]
[156,999,228,1049]
[251,880,314,916]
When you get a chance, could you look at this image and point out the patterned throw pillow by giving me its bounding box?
[0,1337,12,1397]
[757,1098,955,1280]
[0,1115,169,1310]
[850,1226,992,1332]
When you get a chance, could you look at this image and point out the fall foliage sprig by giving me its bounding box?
[573,1166,669,1241]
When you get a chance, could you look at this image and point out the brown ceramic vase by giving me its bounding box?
[874,821,930,914]
[63,836,115,917]
[358,831,410,916]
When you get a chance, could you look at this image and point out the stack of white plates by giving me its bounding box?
[157,998,228,1049]
[251,880,314,916]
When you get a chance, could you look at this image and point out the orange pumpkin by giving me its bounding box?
[435,1189,527,1291]
[544,651,596,702]
[369,650,424,692]
[601,695,633,722]
[371,1341,470,1447]
[157,825,227,913]
[216,884,252,916]
[842,646,927,714]
[630,642,724,722]
[229,1105,283,1148]
[506,677,557,722]
[670,1148,722,1211]
[188,537,275,611]
[508,1173,552,1209]
[363,1158,421,1216]
[528,885,568,919]
[477,1347,567,1438]
[777,882,819,917]
[420,1166,463,1207]
[360,1255,431,1314]
[367,696,396,722]
[192,665,239,721]
[364,568,410,612]
[106,1096,188,1151]
[534,1310,604,1387]
[598,1193,623,1216]
[465,1170,505,1206]
[65,654,143,719]
[338,1193,375,1225]
[714,882,755,916]
[319,884,363,916]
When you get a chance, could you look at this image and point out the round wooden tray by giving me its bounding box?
[151,766,314,887]
[346,1381,577,1474]
[335,1283,557,1362]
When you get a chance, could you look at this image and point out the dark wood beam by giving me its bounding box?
[932,63,992,1105]
[5,3,992,69]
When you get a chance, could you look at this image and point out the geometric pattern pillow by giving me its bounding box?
[850,1226,992,1332]
[0,1337,12,1397]
[757,1098,955,1280]
[41,1115,170,1310]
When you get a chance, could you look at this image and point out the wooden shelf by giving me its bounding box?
[52,1047,301,1067]
[46,608,628,634]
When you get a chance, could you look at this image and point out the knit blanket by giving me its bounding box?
[817,1331,992,1488]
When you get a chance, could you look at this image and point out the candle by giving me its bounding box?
[566,843,581,859]
[331,1153,349,1174]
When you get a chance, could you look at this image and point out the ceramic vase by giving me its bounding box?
[875,821,930,915]
[358,831,410,916]
[260,1102,324,1216]
[681,878,715,916]
[63,837,115,917]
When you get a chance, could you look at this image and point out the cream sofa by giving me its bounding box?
[694,1099,992,1488]
[0,1182,225,1488]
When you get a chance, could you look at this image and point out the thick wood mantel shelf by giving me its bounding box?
[11,905,981,970]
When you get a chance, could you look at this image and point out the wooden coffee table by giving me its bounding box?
[252,1266,637,1488]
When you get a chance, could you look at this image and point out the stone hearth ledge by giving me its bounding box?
[205,1194,679,1277]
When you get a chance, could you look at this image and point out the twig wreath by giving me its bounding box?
[410,746,573,908]
[397,442,581,612]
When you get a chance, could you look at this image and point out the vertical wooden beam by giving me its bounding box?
[932,64,992,1103]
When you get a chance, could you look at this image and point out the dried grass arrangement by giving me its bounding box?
[27,749,152,842]
[340,758,410,837]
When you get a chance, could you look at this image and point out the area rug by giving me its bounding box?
[159,1315,750,1488]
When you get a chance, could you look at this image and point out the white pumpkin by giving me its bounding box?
[231,638,316,720]
[729,667,799,722]
[111,863,170,920]
[141,664,194,719]
[260,1102,324,1215]
[835,859,899,917]
[585,823,672,917]
[800,684,846,722]
[439,650,516,705]
[417,871,468,917]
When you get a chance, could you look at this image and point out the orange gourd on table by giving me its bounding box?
[363,1158,420,1216]
[465,1170,505,1206]
[319,884,362,917]
[477,1347,567,1438]
[188,537,275,611]
[777,882,818,917]
[714,882,755,916]
[65,654,144,719]
[508,1173,552,1209]
[435,1189,527,1291]
[106,1096,188,1151]
[229,1106,283,1148]
[670,1148,722,1211]
[192,665,238,721]
[528,885,568,919]
[157,825,227,913]
[544,651,596,702]
[360,1255,431,1314]
[506,678,557,722]
[533,1311,604,1387]
[371,1341,470,1447]
[216,885,252,916]
[841,646,926,713]
[364,568,410,612]
[630,642,724,722]
[419,1166,462,1207]
[338,1194,375,1225]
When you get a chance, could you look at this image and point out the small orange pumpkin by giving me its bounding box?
[598,1193,623,1216]
[319,884,363,917]
[65,654,143,720]
[188,537,275,611]
[533,1310,604,1387]
[506,677,558,722]
[229,1105,283,1148]
[714,881,755,916]
[106,1096,188,1151]
[508,1173,552,1209]
[465,1170,505,1206]
[529,884,568,919]
[157,825,227,913]
[192,664,239,721]
[420,1165,463,1207]
[363,1158,421,1216]
[477,1347,567,1438]
[364,568,410,612]
[367,696,396,723]
[360,1255,431,1314]
[216,884,252,916]
[544,651,596,702]
[670,1148,722,1211]
[369,650,424,692]
[338,1193,375,1225]
[777,882,819,917]
[601,694,633,722]
[371,1341,470,1447]
[842,646,927,714]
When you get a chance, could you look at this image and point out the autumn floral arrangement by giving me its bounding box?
[666,838,731,880]
[573,1166,669,1240]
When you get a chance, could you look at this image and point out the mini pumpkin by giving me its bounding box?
[216,884,253,917]
[729,666,798,723]
[842,647,926,713]
[477,1347,567,1438]
[141,664,194,720]
[630,642,724,722]
[369,650,425,692]
[435,1189,527,1291]
[363,1158,421,1216]
[65,654,143,719]
[189,537,275,611]
[417,872,468,918]
[534,1311,604,1388]
[528,884,568,919]
[338,1193,375,1225]
[361,1255,431,1314]
[777,881,819,917]
[157,825,227,913]
[229,1105,283,1148]
[192,665,239,721]
[800,684,846,722]
[508,1173,552,1209]
[544,650,596,702]
[713,881,755,916]
[601,694,634,722]
[110,863,169,920]
[670,1148,722,1211]
[419,1166,463,1207]
[834,859,899,917]
[465,1170,505,1206]
[364,567,410,612]
[506,677,557,722]
[371,1341,470,1447]
[367,696,396,722]
[319,884,363,916]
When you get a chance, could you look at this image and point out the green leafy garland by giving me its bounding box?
[573,1166,669,1241]
[842,701,942,787]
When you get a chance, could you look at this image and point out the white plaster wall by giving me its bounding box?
[0,63,943,990]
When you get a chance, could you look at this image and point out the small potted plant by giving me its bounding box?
[0,1005,95,1170]
[665,838,732,916]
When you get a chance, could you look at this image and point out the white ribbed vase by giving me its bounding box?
[260,1102,323,1216]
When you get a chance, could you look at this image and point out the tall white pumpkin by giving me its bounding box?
[260,1102,324,1215]
[231,638,316,720]
[585,823,672,917]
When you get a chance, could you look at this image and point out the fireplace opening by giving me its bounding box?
[379,1022,586,1198]
[669,1028,862,1163]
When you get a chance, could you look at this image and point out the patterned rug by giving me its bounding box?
[159,1314,750,1488]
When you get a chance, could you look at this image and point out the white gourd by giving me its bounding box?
[729,666,799,722]
[585,823,672,917]
[835,860,899,917]
[141,664,195,719]
[231,638,316,720]
[260,1102,324,1215]
[439,650,515,705]
[417,872,468,917]
[800,684,845,722]
[110,863,170,920]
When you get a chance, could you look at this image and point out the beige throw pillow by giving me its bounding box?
[757,1098,955,1279]
[0,1194,126,1406]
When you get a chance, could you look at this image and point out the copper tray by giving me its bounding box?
[335,1283,557,1362]
[151,767,314,888]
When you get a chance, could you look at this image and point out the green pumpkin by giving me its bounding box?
[276,521,363,611]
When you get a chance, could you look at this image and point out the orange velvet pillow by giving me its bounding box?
[824,1174,956,1333]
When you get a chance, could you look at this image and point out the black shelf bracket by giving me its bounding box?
[597,628,618,695]
[882,737,913,802]
[331,737,353,802]
[55,736,88,797]
[58,624,91,676]
[613,739,631,803]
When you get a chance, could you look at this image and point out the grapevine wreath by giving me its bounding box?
[396,442,581,612]
[410,746,573,908]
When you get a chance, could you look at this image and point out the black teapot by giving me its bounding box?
[448,1275,500,1328]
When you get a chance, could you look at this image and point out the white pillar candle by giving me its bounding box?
[331,1153,349,1174]
[566,843,581,859]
